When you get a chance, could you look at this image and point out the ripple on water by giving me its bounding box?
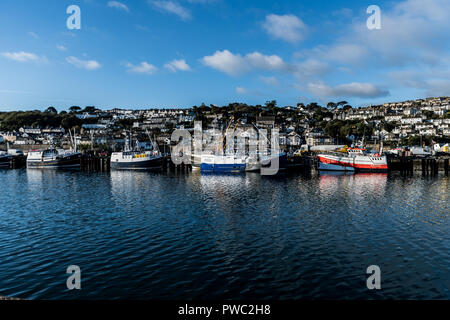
[0,170,448,299]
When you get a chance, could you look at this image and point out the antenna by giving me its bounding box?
[69,128,74,151]
[146,129,160,153]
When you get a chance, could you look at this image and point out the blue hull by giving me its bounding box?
[200,163,246,173]
[261,154,287,170]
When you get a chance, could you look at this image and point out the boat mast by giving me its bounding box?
[124,131,131,152]
[146,129,160,154]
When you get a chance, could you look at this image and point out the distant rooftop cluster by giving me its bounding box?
[0,97,449,150]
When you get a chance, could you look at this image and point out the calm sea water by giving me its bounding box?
[0,169,448,300]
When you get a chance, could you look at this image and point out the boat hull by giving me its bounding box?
[245,162,261,172]
[200,155,246,173]
[261,153,287,174]
[318,161,355,172]
[200,162,246,173]
[111,156,163,170]
[317,154,388,172]
[0,155,12,168]
[27,154,81,168]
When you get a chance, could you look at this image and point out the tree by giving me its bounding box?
[343,105,352,111]
[407,136,421,146]
[336,101,348,108]
[83,106,97,113]
[324,120,345,138]
[69,106,81,113]
[265,100,277,108]
[326,102,337,110]
[306,102,320,111]
[45,106,58,114]
[382,121,396,133]
[61,115,82,129]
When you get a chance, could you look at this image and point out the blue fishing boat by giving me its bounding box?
[261,152,287,174]
[200,155,246,173]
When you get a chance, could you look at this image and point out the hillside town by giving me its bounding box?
[1,97,449,153]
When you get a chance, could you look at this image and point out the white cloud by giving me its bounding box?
[236,87,247,94]
[331,8,353,18]
[56,45,67,51]
[353,0,450,66]
[66,56,101,70]
[150,1,191,21]
[202,50,288,76]
[260,76,279,86]
[1,51,40,62]
[107,1,129,12]
[164,59,191,72]
[135,25,150,32]
[28,32,39,39]
[307,82,389,99]
[126,61,158,74]
[186,0,217,3]
[289,0,450,100]
[423,79,450,97]
[202,50,246,76]
[389,68,450,97]
[246,52,286,71]
[295,59,329,78]
[299,44,369,65]
[262,14,307,44]
[296,1,450,69]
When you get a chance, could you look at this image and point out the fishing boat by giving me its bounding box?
[317,147,388,172]
[260,152,287,174]
[111,134,162,170]
[0,151,13,168]
[200,154,246,173]
[27,148,81,168]
[245,154,261,172]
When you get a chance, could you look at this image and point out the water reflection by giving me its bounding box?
[0,169,448,299]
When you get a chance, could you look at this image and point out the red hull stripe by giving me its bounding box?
[318,156,388,170]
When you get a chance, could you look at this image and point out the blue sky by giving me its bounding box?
[0,0,449,111]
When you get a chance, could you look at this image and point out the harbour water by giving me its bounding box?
[0,169,448,299]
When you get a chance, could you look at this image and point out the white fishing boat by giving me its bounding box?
[27,131,81,169]
[111,134,162,170]
[27,148,81,168]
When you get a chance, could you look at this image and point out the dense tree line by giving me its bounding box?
[0,107,99,131]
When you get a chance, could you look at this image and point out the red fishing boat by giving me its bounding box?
[317,148,388,172]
